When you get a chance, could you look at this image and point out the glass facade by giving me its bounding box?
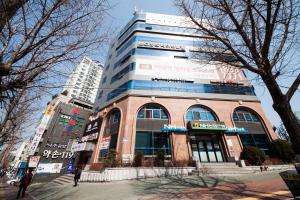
[233,108,270,152]
[135,131,172,157]
[107,80,255,101]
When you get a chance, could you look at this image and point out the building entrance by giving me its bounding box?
[191,135,224,162]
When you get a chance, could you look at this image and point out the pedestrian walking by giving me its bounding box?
[73,166,82,187]
[17,169,33,199]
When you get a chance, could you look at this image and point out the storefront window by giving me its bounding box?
[233,108,270,153]
[135,131,171,157]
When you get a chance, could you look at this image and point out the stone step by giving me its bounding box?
[50,174,74,185]
[200,162,238,167]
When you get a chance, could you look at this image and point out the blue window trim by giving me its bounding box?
[111,63,136,84]
[106,80,256,101]
[114,48,235,70]
[118,22,202,45]
[97,90,103,99]
[101,76,107,84]
[117,35,205,56]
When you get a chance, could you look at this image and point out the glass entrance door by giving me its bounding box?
[191,135,224,162]
[206,141,217,162]
[198,141,208,162]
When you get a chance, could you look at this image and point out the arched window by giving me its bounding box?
[233,108,270,153]
[137,104,168,119]
[100,109,121,159]
[233,109,259,122]
[186,106,217,121]
[135,103,171,158]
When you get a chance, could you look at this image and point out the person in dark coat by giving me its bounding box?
[73,166,82,187]
[17,169,33,199]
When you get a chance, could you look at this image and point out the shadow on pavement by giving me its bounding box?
[133,175,292,200]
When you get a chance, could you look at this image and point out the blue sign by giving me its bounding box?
[225,129,249,133]
[66,159,75,174]
[161,125,187,132]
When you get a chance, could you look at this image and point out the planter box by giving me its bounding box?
[280,171,300,198]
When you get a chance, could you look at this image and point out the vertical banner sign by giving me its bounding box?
[66,159,75,174]
[28,104,55,155]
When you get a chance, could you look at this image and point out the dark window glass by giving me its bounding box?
[161,110,168,119]
[153,110,160,119]
[200,112,208,121]
[251,114,259,122]
[186,111,193,121]
[146,110,152,118]
[137,110,145,118]
[237,113,245,121]
[193,112,200,120]
[244,113,252,121]
[207,112,215,121]
[233,113,239,121]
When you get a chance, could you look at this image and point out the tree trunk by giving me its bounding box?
[261,72,300,156]
[274,104,300,155]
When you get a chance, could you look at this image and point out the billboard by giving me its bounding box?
[36,163,63,174]
[28,156,40,168]
[135,58,246,83]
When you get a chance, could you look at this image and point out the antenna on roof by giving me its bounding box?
[133,6,138,15]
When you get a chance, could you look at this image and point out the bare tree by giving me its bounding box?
[0,87,39,146]
[0,0,28,34]
[0,0,111,145]
[175,0,300,156]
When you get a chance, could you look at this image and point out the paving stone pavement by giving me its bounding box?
[2,171,295,200]
[0,177,33,200]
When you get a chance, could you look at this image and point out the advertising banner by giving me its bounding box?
[100,136,111,150]
[36,163,63,174]
[135,58,246,84]
[28,156,40,168]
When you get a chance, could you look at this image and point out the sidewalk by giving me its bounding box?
[0,177,33,200]
[26,171,293,200]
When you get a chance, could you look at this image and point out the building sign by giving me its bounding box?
[135,58,219,81]
[81,118,101,142]
[145,13,195,28]
[42,150,73,159]
[161,124,187,132]
[100,136,111,150]
[28,156,40,168]
[187,121,247,133]
[226,139,236,158]
[45,143,67,149]
[71,142,95,152]
[36,163,63,174]
[224,128,248,133]
[137,41,185,51]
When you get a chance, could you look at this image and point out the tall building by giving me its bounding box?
[64,57,103,104]
[89,12,276,166]
[27,94,93,181]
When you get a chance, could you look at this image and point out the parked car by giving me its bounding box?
[6,177,20,186]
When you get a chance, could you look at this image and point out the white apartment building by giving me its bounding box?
[64,57,103,104]
[10,140,30,169]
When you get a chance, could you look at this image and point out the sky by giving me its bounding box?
[24,0,299,140]
[104,0,300,127]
